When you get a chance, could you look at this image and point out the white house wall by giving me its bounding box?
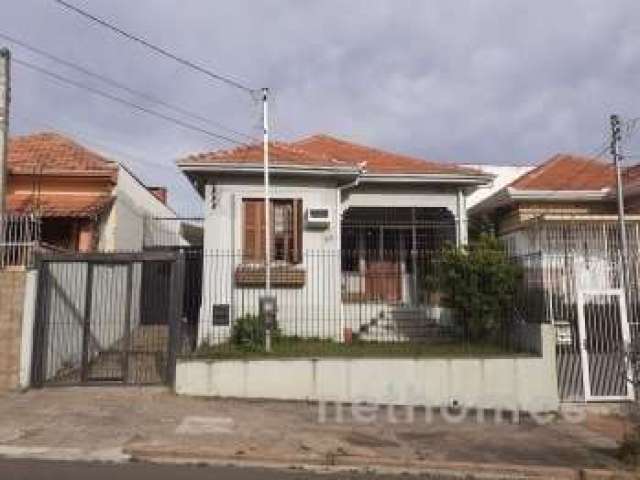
[198,175,466,345]
[101,166,185,252]
[200,175,341,344]
[344,183,459,212]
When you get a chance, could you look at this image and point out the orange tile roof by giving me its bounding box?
[624,164,640,193]
[509,154,615,191]
[292,134,481,175]
[8,132,118,178]
[180,141,345,169]
[7,194,114,217]
[179,134,483,176]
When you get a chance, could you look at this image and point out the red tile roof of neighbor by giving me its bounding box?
[509,154,616,191]
[180,134,484,176]
[8,132,117,177]
[6,133,118,217]
[8,194,114,217]
[624,164,640,194]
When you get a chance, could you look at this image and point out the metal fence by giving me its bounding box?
[31,251,184,387]
[183,249,542,358]
[503,219,640,257]
[0,214,40,269]
[515,250,640,401]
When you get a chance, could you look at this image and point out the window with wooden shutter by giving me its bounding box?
[242,198,303,264]
[243,198,265,263]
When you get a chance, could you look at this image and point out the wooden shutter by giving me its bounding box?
[243,199,265,263]
[292,199,303,264]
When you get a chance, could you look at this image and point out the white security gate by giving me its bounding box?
[577,289,634,402]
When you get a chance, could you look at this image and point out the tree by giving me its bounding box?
[426,234,521,340]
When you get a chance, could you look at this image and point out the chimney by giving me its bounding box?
[148,186,167,205]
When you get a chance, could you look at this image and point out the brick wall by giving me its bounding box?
[0,270,27,393]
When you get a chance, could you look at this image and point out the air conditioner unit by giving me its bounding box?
[306,208,331,228]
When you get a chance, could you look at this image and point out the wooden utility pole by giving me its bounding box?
[0,48,10,222]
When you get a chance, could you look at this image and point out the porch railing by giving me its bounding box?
[0,214,41,269]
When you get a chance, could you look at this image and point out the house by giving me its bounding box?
[469,153,640,256]
[178,134,492,344]
[464,164,534,209]
[470,153,640,403]
[7,132,118,252]
[5,132,189,253]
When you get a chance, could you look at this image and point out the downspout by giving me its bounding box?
[336,167,364,252]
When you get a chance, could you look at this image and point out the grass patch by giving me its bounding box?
[189,335,529,359]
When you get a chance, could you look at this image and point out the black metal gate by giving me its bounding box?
[31,251,185,387]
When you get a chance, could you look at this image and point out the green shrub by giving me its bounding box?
[425,234,522,340]
[230,314,280,352]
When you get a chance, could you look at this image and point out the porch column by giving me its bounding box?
[456,189,468,247]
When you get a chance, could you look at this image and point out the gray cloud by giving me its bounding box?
[3,0,640,215]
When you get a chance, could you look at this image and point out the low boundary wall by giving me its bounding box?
[176,325,559,411]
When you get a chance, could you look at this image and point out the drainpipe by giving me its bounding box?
[336,168,364,252]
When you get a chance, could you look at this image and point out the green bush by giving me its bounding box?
[230,314,280,352]
[425,234,522,340]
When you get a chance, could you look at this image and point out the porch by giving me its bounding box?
[339,206,457,305]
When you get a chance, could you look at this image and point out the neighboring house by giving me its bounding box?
[178,134,492,343]
[5,132,187,253]
[471,153,640,403]
[470,153,640,257]
[464,164,534,209]
[100,164,191,251]
[7,132,118,252]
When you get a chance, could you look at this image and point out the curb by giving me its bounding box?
[0,445,130,464]
[124,443,637,480]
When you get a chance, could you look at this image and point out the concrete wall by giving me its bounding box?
[177,324,559,412]
[199,176,342,343]
[0,270,27,392]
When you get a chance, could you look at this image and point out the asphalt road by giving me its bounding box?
[0,458,426,480]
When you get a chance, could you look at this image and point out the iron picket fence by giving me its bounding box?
[180,249,543,359]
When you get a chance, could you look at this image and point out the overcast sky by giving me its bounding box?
[3,0,640,216]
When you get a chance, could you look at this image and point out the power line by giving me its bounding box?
[14,57,250,146]
[0,32,257,142]
[12,111,204,215]
[53,0,256,94]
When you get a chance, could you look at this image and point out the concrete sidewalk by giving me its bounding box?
[0,387,635,479]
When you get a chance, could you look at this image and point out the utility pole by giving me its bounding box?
[611,114,629,298]
[262,87,273,352]
[0,48,10,228]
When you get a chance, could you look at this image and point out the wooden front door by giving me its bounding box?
[364,260,402,302]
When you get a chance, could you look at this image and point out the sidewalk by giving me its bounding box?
[0,387,635,479]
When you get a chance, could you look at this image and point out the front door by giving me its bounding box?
[577,289,634,401]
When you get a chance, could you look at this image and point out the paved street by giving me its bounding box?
[0,387,632,478]
[0,458,415,480]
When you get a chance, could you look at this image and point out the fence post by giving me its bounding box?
[121,262,133,384]
[30,256,48,388]
[80,262,94,383]
[167,250,185,388]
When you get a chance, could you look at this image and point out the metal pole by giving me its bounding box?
[611,114,629,291]
[263,87,272,352]
[0,49,10,250]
